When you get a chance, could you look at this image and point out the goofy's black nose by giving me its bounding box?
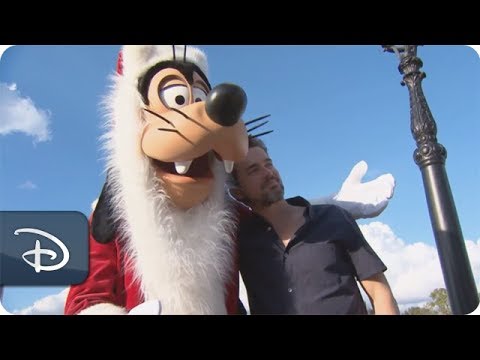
[205,83,247,127]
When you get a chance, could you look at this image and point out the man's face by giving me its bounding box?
[234,146,284,207]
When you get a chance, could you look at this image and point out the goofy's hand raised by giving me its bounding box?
[311,161,395,219]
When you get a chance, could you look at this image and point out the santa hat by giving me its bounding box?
[117,45,209,82]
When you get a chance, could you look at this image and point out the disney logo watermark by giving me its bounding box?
[0,211,89,286]
[15,228,70,273]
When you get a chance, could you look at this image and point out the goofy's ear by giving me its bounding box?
[91,175,117,244]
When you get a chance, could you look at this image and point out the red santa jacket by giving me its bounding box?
[64,201,252,315]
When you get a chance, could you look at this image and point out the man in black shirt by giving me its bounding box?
[229,137,399,315]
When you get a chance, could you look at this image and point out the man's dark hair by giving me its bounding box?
[229,136,268,189]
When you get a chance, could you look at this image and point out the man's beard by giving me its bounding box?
[260,179,285,207]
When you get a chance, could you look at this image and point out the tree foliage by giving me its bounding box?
[403,306,436,315]
[403,288,452,315]
[424,288,451,315]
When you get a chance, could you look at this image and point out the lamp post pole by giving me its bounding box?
[382,45,479,314]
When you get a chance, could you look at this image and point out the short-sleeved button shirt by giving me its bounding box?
[238,196,387,315]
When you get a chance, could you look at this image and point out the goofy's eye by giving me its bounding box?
[159,85,190,109]
[193,87,208,103]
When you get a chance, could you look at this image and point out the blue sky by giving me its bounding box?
[1,45,479,314]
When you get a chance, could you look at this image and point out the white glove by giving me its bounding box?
[333,161,395,219]
[128,300,162,315]
[311,161,395,219]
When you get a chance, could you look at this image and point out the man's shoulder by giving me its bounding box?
[310,203,358,230]
[311,203,350,218]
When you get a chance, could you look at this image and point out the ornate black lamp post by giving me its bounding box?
[382,45,479,314]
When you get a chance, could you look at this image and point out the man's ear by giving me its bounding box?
[91,174,117,244]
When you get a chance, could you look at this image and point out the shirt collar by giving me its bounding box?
[285,196,312,220]
[244,196,313,227]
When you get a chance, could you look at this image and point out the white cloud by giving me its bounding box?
[15,288,69,315]
[0,82,52,143]
[359,222,480,308]
[17,180,37,190]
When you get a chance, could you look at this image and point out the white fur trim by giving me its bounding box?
[128,300,162,315]
[77,303,128,315]
[122,45,208,83]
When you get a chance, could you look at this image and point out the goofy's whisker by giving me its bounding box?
[245,114,271,126]
[144,108,176,127]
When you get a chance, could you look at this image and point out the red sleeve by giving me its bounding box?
[225,201,252,315]
[225,241,240,315]
[64,221,125,315]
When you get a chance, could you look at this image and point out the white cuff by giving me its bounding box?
[77,303,128,315]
